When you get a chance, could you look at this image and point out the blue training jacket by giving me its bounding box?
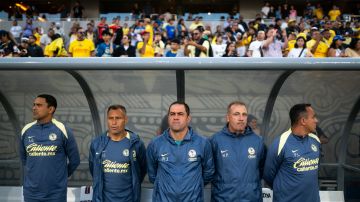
[146,127,215,202]
[89,129,147,202]
[263,129,321,202]
[210,126,266,202]
[20,118,80,201]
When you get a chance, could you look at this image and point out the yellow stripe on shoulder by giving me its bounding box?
[52,118,68,139]
[308,133,320,143]
[278,128,292,156]
[21,121,37,136]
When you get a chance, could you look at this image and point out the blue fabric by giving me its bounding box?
[210,126,266,202]
[165,51,177,57]
[146,127,214,202]
[102,138,133,202]
[264,133,321,202]
[165,25,176,40]
[89,129,147,202]
[96,43,115,57]
[20,120,80,201]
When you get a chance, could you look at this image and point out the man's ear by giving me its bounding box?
[49,106,55,114]
[125,115,129,124]
[187,115,192,124]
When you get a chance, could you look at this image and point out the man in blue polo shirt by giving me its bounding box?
[20,94,80,202]
[264,103,321,202]
[210,101,266,202]
[147,101,214,202]
[89,104,147,202]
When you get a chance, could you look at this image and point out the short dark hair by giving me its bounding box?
[168,101,190,116]
[289,103,312,126]
[107,104,127,115]
[102,30,112,36]
[171,39,180,44]
[227,101,246,113]
[37,94,57,113]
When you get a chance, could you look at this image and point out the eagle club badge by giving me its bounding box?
[123,149,129,157]
[188,149,197,161]
[49,133,57,141]
[311,144,318,152]
[248,147,256,159]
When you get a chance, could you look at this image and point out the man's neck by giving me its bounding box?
[109,131,127,141]
[170,128,188,141]
[291,126,308,138]
[37,117,52,124]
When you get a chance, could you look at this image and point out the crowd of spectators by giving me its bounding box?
[1,2,359,58]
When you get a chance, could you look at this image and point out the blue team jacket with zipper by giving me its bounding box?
[263,129,321,202]
[210,126,266,202]
[146,127,214,202]
[20,118,80,201]
[89,129,147,202]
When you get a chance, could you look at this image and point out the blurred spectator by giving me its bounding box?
[165,39,183,57]
[189,17,204,32]
[10,20,22,43]
[73,1,84,18]
[328,5,341,21]
[223,17,232,29]
[40,28,54,50]
[212,34,227,57]
[18,37,30,57]
[52,22,65,37]
[68,24,79,44]
[247,114,261,135]
[285,19,299,37]
[68,27,95,57]
[137,31,154,57]
[286,33,297,53]
[110,17,123,47]
[321,29,333,47]
[123,23,130,36]
[85,23,98,45]
[33,27,42,46]
[96,30,115,57]
[97,17,109,43]
[261,2,271,19]
[113,35,136,57]
[315,4,324,20]
[0,30,19,57]
[282,3,289,18]
[262,28,288,57]
[153,32,165,57]
[165,19,176,40]
[235,33,246,57]
[289,5,297,20]
[328,35,347,57]
[222,42,238,57]
[275,5,282,19]
[23,19,34,38]
[27,35,44,57]
[288,36,309,57]
[268,5,276,19]
[44,34,67,57]
[184,26,212,57]
[133,19,145,44]
[238,16,249,32]
[247,30,265,57]
[345,38,360,57]
[307,29,328,58]
[144,17,154,46]
[177,18,188,39]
